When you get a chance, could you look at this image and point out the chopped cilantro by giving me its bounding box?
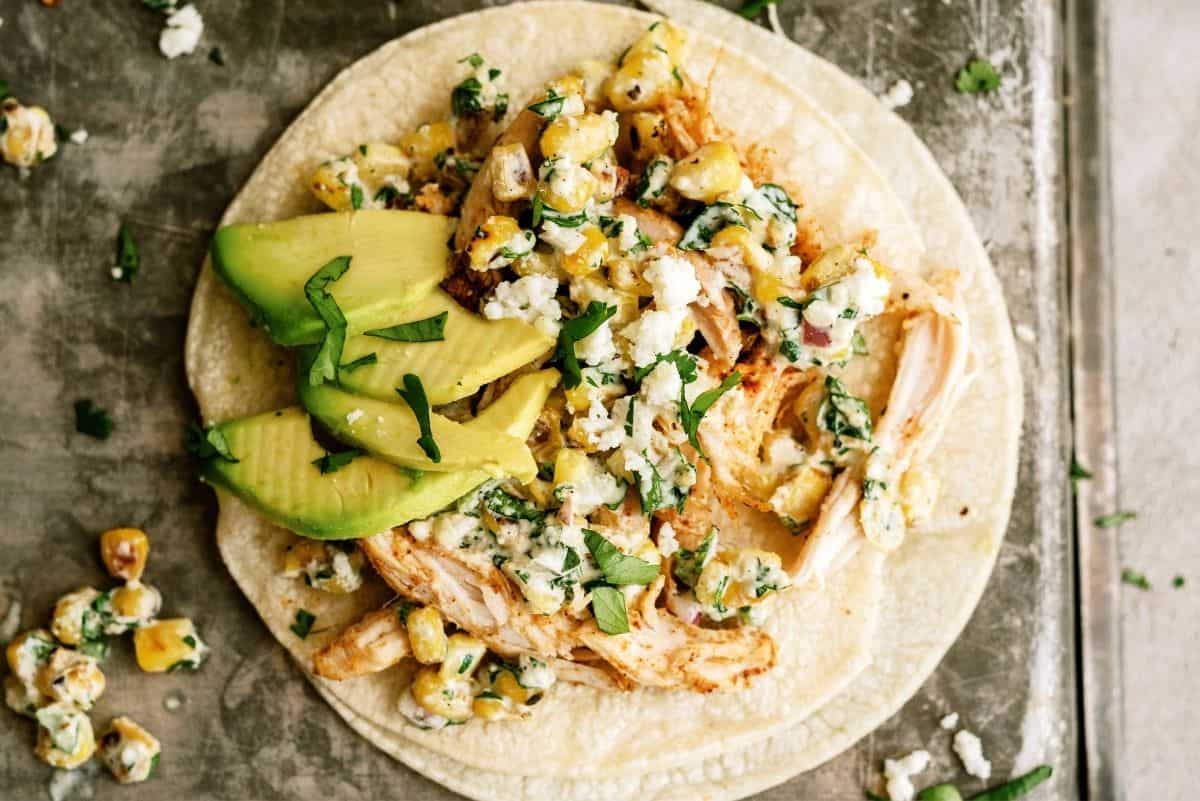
[955,58,1001,94]
[528,89,564,120]
[632,349,698,384]
[459,53,484,69]
[851,330,869,356]
[678,202,756,250]
[819,375,872,448]
[483,486,545,522]
[1121,569,1150,590]
[590,585,629,635]
[312,448,364,474]
[395,373,440,463]
[395,600,415,626]
[555,301,617,389]
[679,371,741,455]
[350,183,364,210]
[208,47,225,66]
[365,311,447,343]
[914,785,962,801]
[303,256,352,386]
[1174,575,1185,589]
[1095,510,1135,529]
[1070,458,1092,482]
[74,399,114,440]
[78,638,110,661]
[114,224,140,283]
[584,529,660,586]
[673,529,716,588]
[184,421,238,462]
[290,609,316,639]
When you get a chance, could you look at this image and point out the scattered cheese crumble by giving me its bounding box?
[884,749,930,801]
[940,712,959,730]
[953,729,991,780]
[159,4,204,60]
[880,78,914,110]
[69,129,89,145]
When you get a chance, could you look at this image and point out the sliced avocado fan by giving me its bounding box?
[211,210,454,346]
[201,370,560,540]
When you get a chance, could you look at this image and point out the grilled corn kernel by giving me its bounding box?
[540,159,598,213]
[490,142,536,202]
[107,581,163,632]
[695,548,786,614]
[799,244,890,292]
[467,215,531,271]
[570,276,640,324]
[98,716,161,784]
[540,111,619,164]
[626,111,668,161]
[36,648,105,710]
[751,269,785,309]
[133,618,208,673]
[546,74,586,107]
[472,692,511,721]
[399,121,456,162]
[769,466,833,527]
[588,150,620,203]
[283,540,364,595]
[0,100,58,169]
[99,527,150,581]
[5,674,44,718]
[608,258,654,297]
[6,628,56,684]
[560,226,609,277]
[512,249,564,280]
[35,702,96,769]
[310,143,412,212]
[491,667,533,704]
[404,606,448,665]
[563,382,592,413]
[710,225,771,272]
[606,49,678,112]
[410,667,473,722]
[439,633,486,680]
[50,587,102,646]
[627,21,689,66]
[670,142,744,204]
[900,466,940,526]
[673,313,697,348]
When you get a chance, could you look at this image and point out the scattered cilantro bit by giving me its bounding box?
[955,58,1001,94]
[312,448,364,475]
[78,638,110,661]
[730,284,761,327]
[340,352,377,372]
[483,486,545,522]
[673,529,716,588]
[457,653,475,674]
[365,311,447,343]
[819,375,872,448]
[184,421,238,462]
[208,47,225,66]
[0,80,10,102]
[395,373,440,463]
[74,399,114,440]
[350,183,364,210]
[395,600,415,626]
[632,349,698,384]
[678,202,756,250]
[1095,510,1135,529]
[527,89,564,120]
[290,609,316,639]
[303,256,352,386]
[459,53,484,69]
[1121,569,1150,591]
[851,330,869,356]
[555,302,617,389]
[584,530,660,586]
[1173,575,1185,589]
[114,224,140,283]
[532,192,590,228]
[1070,458,1092,482]
[451,77,485,117]
[590,585,629,635]
[969,765,1052,800]
[737,0,778,19]
[679,371,741,455]
[142,0,176,11]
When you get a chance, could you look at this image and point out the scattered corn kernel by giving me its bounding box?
[709,225,771,272]
[50,587,103,646]
[800,244,868,292]
[1,99,58,170]
[900,465,940,526]
[97,716,161,784]
[35,702,96,769]
[626,111,668,161]
[410,667,473,722]
[471,692,511,721]
[99,528,150,582]
[399,120,456,162]
[4,674,44,718]
[769,466,833,529]
[467,215,533,271]
[283,540,364,595]
[105,581,163,633]
[6,628,56,684]
[540,159,598,213]
[36,648,106,710]
[439,633,486,681]
[540,111,619,164]
[133,618,208,673]
[670,142,744,204]
[404,606,448,665]
[626,21,689,66]
[606,49,678,112]
[559,225,609,277]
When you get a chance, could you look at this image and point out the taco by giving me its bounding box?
[184,3,1018,797]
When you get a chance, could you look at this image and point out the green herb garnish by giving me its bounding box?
[350,183,364,210]
[1095,510,1135,528]
[208,47,225,66]
[365,312,448,343]
[969,765,1052,800]
[819,375,872,448]
[584,530,660,586]
[184,421,238,462]
[1069,458,1092,482]
[74,399,114,440]
[679,371,741,455]
[290,609,316,639]
[555,302,617,389]
[115,224,140,282]
[78,638,110,661]
[312,448,364,475]
[303,256,352,386]
[955,58,1001,95]
[851,330,869,355]
[528,89,564,120]
[632,349,698,384]
[395,373,440,463]
[1121,569,1150,590]
[678,202,756,250]
[1173,575,1185,589]
[483,486,545,522]
[590,585,629,635]
[673,529,716,588]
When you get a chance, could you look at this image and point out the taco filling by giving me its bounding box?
[197,21,969,729]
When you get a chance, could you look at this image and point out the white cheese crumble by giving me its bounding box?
[883,749,931,801]
[656,522,680,557]
[517,655,556,691]
[880,78,915,110]
[619,307,686,367]
[68,129,89,145]
[482,275,562,337]
[159,4,204,59]
[953,729,992,780]
[643,253,701,309]
[346,409,364,425]
[539,219,587,254]
[640,359,682,408]
[940,712,959,730]
[575,320,617,365]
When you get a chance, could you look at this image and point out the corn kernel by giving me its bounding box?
[559,226,609,277]
[563,383,592,414]
[99,528,150,581]
[670,142,744,204]
[97,716,161,784]
[546,74,586,105]
[133,618,208,673]
[606,50,678,112]
[410,667,473,722]
[491,668,533,704]
[36,702,96,769]
[540,111,619,164]
[489,142,536,202]
[626,111,668,161]
[900,466,940,525]
[50,587,102,646]
[404,606,448,665]
[439,633,486,680]
[608,258,654,297]
[626,21,689,66]
[553,448,591,489]
[399,120,456,162]
[0,100,58,169]
[540,160,598,213]
[570,276,640,324]
[5,674,44,718]
[472,693,511,721]
[36,648,105,710]
[800,244,863,292]
[769,466,833,526]
[710,225,771,272]
[283,540,364,595]
[751,269,785,309]
[467,215,531,271]
[6,629,56,684]
[109,581,162,629]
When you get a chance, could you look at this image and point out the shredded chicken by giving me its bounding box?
[612,197,682,244]
[360,530,774,692]
[313,606,410,681]
[687,252,744,370]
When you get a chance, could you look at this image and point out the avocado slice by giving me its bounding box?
[298,375,537,482]
[333,289,555,405]
[211,210,455,346]
[202,370,560,540]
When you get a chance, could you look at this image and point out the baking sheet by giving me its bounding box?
[0,1,1076,798]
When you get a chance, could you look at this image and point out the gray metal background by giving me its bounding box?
[0,1,1080,799]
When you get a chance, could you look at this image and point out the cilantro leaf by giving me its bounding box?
[555,302,617,389]
[584,530,661,586]
[590,585,629,635]
[451,77,483,117]
[954,58,1001,94]
[679,371,741,454]
[290,609,316,639]
[74,399,114,440]
[114,224,140,283]
[340,352,377,372]
[395,373,440,463]
[483,486,545,522]
[365,312,448,342]
[459,53,484,69]
[851,330,869,356]
[1070,458,1092,482]
[208,47,225,66]
[819,375,872,448]
[1174,575,1186,589]
[1121,569,1149,590]
[312,448,364,475]
[303,256,352,386]
[632,350,698,385]
[678,202,755,251]
[1095,510,1135,529]
[350,183,364,210]
[737,0,778,19]
[184,421,238,462]
[673,529,716,588]
[528,89,565,120]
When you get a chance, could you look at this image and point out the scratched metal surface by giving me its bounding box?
[0,1,1075,799]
